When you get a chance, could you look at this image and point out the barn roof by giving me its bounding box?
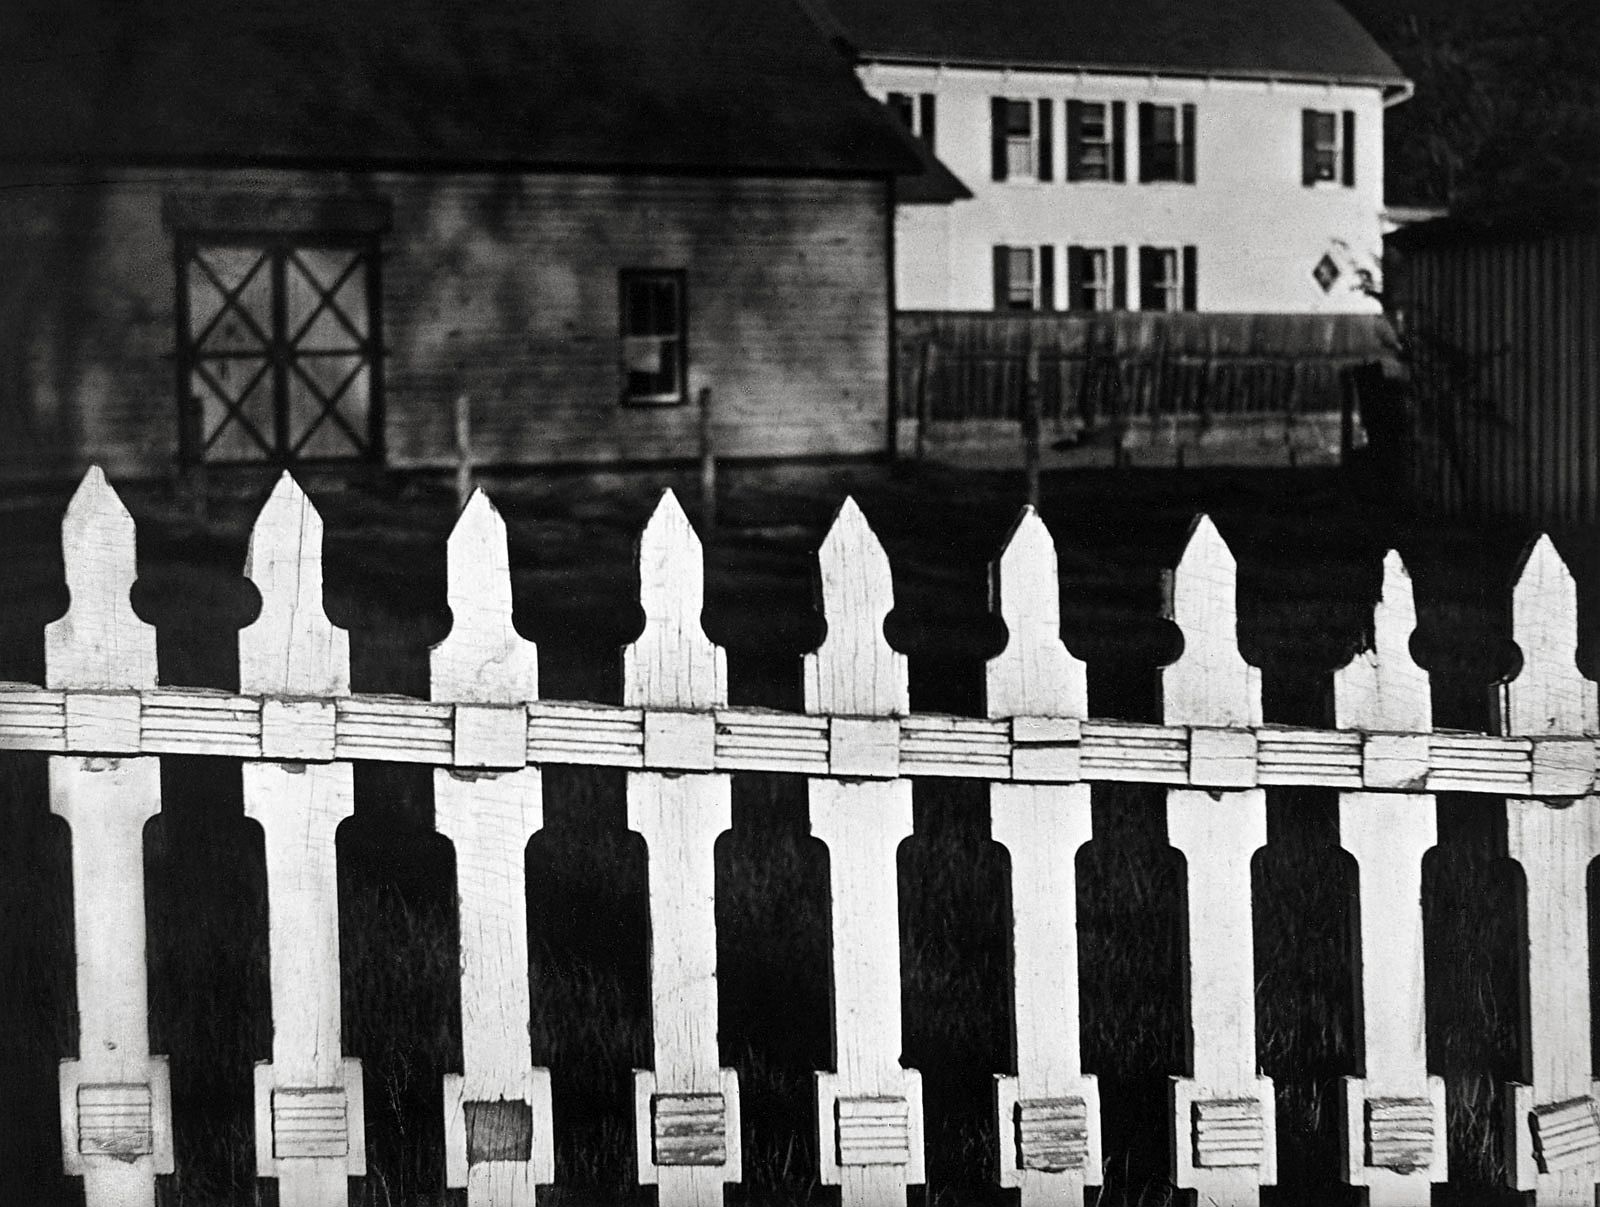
[810,0,1407,87]
[0,0,923,177]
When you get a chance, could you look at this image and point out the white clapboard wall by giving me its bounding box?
[24,467,1600,1207]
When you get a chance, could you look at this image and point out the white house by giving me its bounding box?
[811,0,1413,314]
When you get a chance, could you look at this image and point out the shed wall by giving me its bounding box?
[0,168,892,478]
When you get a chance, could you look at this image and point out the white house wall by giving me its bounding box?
[863,64,1388,314]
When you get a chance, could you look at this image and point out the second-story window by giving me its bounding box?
[991,99,1052,181]
[886,91,937,151]
[1302,109,1355,186]
[1139,102,1196,183]
[1066,100,1125,182]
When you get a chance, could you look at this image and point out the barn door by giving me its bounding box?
[179,237,382,465]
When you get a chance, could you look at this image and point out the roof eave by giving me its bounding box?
[857,51,1410,93]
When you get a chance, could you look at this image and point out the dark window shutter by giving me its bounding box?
[1301,109,1318,186]
[1182,245,1198,311]
[1038,245,1056,310]
[992,98,1009,181]
[1111,101,1126,182]
[1065,100,1084,181]
[1137,102,1155,183]
[1138,246,1159,310]
[1065,246,1085,311]
[1341,110,1356,186]
[886,92,913,130]
[920,93,937,151]
[993,245,1010,311]
[1112,246,1128,309]
[1181,103,1196,183]
[1037,99,1054,181]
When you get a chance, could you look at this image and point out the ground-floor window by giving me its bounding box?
[993,245,1057,311]
[178,235,381,464]
[1138,245,1198,312]
[620,269,687,404]
[1066,245,1127,311]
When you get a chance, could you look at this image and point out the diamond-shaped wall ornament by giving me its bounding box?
[1313,253,1342,293]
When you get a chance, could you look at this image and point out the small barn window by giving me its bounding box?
[1302,109,1355,186]
[620,270,687,404]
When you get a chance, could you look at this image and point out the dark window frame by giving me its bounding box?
[619,268,689,406]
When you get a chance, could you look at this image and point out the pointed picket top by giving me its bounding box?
[431,489,538,704]
[624,489,725,709]
[804,496,908,716]
[986,507,1087,719]
[239,472,349,696]
[45,466,157,690]
[1162,515,1261,727]
[1500,535,1599,736]
[1334,550,1432,731]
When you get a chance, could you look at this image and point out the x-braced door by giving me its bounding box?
[178,236,383,465]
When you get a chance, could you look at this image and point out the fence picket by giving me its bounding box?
[1333,551,1446,1203]
[432,490,552,1204]
[1163,516,1275,1204]
[623,491,740,1203]
[48,468,174,1207]
[805,498,924,1204]
[987,509,1100,1204]
[1500,537,1600,1204]
[239,474,364,1206]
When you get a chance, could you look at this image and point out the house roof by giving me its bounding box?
[811,0,1407,87]
[0,0,923,178]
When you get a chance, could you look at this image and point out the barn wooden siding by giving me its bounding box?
[1385,226,1600,523]
[0,168,890,478]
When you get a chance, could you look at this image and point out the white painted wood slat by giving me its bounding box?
[1163,517,1275,1204]
[239,475,364,1206]
[49,466,174,1207]
[986,509,1100,1204]
[432,491,553,1204]
[624,492,741,1204]
[1333,551,1446,1203]
[1500,538,1600,1204]
[805,499,924,1205]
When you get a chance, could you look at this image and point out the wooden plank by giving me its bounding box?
[985,509,1100,1203]
[1501,537,1600,1201]
[805,499,923,1203]
[47,469,174,1206]
[1163,515,1274,1203]
[1332,551,1446,1202]
[623,492,740,1201]
[431,490,552,1204]
[239,474,363,1205]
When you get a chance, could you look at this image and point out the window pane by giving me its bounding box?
[888,93,915,130]
[1314,112,1338,147]
[1080,104,1106,138]
[1006,101,1032,136]
[1151,107,1177,141]
[1084,250,1106,287]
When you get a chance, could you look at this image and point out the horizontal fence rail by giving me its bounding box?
[18,466,1600,1207]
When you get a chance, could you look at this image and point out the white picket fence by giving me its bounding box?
[16,466,1600,1207]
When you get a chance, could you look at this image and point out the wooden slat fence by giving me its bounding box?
[22,466,1600,1206]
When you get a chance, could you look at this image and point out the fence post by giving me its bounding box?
[1500,536,1600,1203]
[432,490,553,1204]
[454,394,474,514]
[1022,346,1042,509]
[1163,516,1275,1205]
[1333,551,1447,1203]
[698,388,717,533]
[240,475,365,1207]
[915,338,935,462]
[49,468,175,1207]
[987,508,1100,1202]
[805,498,924,1205]
[625,491,742,1203]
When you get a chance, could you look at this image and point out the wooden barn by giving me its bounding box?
[0,0,923,480]
[1382,213,1599,522]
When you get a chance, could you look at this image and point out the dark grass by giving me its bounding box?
[0,459,1594,1204]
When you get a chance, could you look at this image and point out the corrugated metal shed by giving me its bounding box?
[1384,217,1600,523]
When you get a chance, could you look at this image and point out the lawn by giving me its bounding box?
[0,456,1594,1205]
